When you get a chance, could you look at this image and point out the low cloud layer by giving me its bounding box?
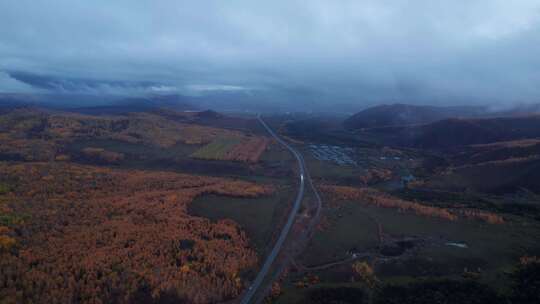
[1,0,540,106]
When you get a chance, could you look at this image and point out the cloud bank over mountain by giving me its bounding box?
[1,0,540,106]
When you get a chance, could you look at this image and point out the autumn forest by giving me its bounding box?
[0,108,275,303]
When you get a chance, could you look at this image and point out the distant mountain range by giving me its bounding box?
[343,103,540,130]
[345,103,540,149]
[0,93,198,114]
[396,115,540,149]
[344,104,489,130]
[0,90,371,114]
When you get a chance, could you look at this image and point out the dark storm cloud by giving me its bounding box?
[7,71,163,94]
[1,0,540,106]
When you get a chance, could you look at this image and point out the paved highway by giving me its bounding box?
[240,115,306,304]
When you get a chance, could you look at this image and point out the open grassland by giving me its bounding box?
[291,181,540,301]
[273,278,519,304]
[283,200,540,304]
[189,183,294,256]
[301,203,379,266]
[300,199,540,282]
[274,282,369,304]
[364,206,540,285]
[260,141,293,162]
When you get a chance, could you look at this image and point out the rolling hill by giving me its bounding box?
[343,104,485,130]
[361,115,540,150]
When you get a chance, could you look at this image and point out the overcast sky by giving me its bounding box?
[1,0,540,106]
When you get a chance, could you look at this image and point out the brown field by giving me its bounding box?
[359,168,394,185]
[225,137,270,163]
[451,155,540,170]
[81,147,125,163]
[192,136,270,163]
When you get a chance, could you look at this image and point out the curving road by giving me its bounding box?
[240,115,306,304]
